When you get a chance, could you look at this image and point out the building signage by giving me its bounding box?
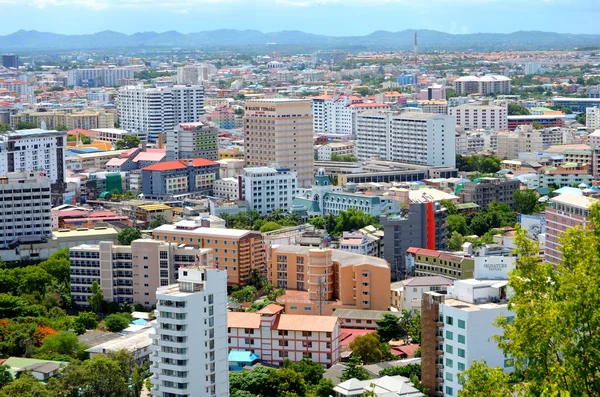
[247,107,276,112]
[483,263,507,271]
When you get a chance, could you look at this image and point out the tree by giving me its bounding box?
[0,374,51,397]
[314,378,335,397]
[283,357,325,385]
[267,368,307,397]
[104,313,132,332]
[149,215,167,229]
[340,355,371,381]
[36,331,88,361]
[447,214,468,236]
[376,313,402,343]
[513,189,538,215]
[0,364,12,389]
[379,363,421,378]
[58,354,131,397]
[117,228,141,245]
[259,221,282,233]
[408,311,421,344]
[115,135,141,150]
[349,333,383,364]
[457,361,513,397]
[507,103,531,116]
[531,121,543,130]
[231,286,257,303]
[229,366,274,396]
[16,122,37,130]
[448,231,465,251]
[39,248,70,286]
[55,125,67,131]
[440,199,458,215]
[75,312,98,331]
[0,122,10,133]
[88,281,103,315]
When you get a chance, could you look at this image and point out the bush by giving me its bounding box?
[104,313,132,332]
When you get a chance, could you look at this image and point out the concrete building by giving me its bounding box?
[421,281,512,397]
[586,107,600,129]
[241,166,298,215]
[496,125,544,159]
[244,99,313,188]
[10,110,115,130]
[339,229,383,257]
[311,95,390,135]
[552,97,600,113]
[151,265,229,397]
[141,158,219,199]
[458,177,521,209]
[176,64,210,85]
[89,128,132,143]
[524,62,541,75]
[448,104,508,130]
[227,305,341,367]
[419,100,448,115]
[454,75,512,95]
[67,68,134,87]
[507,114,566,130]
[356,111,455,168]
[118,85,204,142]
[455,129,485,155]
[69,239,213,307]
[269,246,391,315]
[545,193,596,265]
[2,54,18,69]
[166,122,218,161]
[0,172,52,250]
[0,128,67,186]
[314,142,356,161]
[381,202,448,281]
[152,221,265,286]
[390,276,453,312]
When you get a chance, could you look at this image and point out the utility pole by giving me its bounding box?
[414,31,419,97]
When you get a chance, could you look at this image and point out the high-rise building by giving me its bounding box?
[545,193,596,265]
[586,106,600,129]
[496,125,544,159]
[67,68,134,87]
[1,54,19,69]
[311,95,390,135]
[356,111,456,168]
[448,104,508,130]
[119,85,204,142]
[454,75,511,95]
[176,64,210,85]
[0,172,52,249]
[381,202,448,281]
[151,265,229,397]
[166,122,218,161]
[240,165,298,215]
[0,128,67,186]
[421,281,513,397]
[524,62,542,75]
[69,240,213,307]
[244,99,313,188]
[152,221,265,286]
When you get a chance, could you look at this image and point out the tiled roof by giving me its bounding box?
[227,312,261,329]
[276,314,339,333]
[142,158,218,171]
[133,151,166,163]
[257,304,284,315]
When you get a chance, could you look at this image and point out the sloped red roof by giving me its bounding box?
[142,158,219,171]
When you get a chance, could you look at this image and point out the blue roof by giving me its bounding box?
[70,147,103,154]
[228,350,259,362]
[131,318,147,326]
[554,187,583,196]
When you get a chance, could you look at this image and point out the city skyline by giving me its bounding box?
[0,0,599,36]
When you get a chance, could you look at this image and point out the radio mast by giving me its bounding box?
[414,31,419,97]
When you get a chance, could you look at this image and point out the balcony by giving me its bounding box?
[436,350,444,356]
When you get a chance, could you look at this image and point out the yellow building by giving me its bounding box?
[136,204,174,224]
[269,246,391,315]
[10,110,115,130]
[151,221,265,286]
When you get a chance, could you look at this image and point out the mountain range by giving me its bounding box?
[1,29,600,52]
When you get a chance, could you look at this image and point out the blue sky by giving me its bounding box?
[0,0,598,36]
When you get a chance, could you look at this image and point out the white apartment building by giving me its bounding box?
[448,104,508,130]
[69,240,213,307]
[419,100,448,115]
[151,265,229,397]
[118,85,204,143]
[227,305,341,367]
[314,142,356,161]
[390,276,453,312]
[454,75,512,95]
[90,128,132,143]
[586,106,600,129]
[423,280,513,397]
[0,128,67,185]
[213,177,239,200]
[176,64,210,85]
[67,68,135,87]
[496,125,544,159]
[355,111,456,167]
[166,122,218,161]
[312,95,390,135]
[0,172,52,249]
[455,129,486,155]
[524,62,542,75]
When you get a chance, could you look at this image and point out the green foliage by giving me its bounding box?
[283,357,325,385]
[376,313,403,343]
[349,333,383,364]
[379,363,421,379]
[115,135,141,150]
[87,281,103,315]
[314,378,335,396]
[0,364,12,389]
[67,133,91,144]
[16,122,37,130]
[513,189,539,215]
[55,125,67,131]
[231,286,257,303]
[103,313,132,332]
[39,248,70,286]
[134,70,176,80]
[448,215,468,236]
[531,121,543,130]
[36,331,88,361]
[457,360,513,397]
[448,231,465,251]
[268,368,307,397]
[117,228,141,245]
[57,354,132,397]
[309,208,380,237]
[259,221,282,233]
[576,113,586,125]
[0,374,52,397]
[148,215,167,229]
[456,154,502,173]
[408,311,421,344]
[74,312,98,332]
[507,103,531,116]
[340,355,371,381]
[440,199,458,215]
[331,153,358,162]
[0,122,10,132]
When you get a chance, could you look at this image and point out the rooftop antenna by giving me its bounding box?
[414,31,419,97]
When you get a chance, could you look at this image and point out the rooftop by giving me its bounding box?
[142,158,219,171]
[271,246,389,269]
[153,223,256,238]
[227,312,261,329]
[85,328,152,354]
[276,314,339,333]
[550,193,597,209]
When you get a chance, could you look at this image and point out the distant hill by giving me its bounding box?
[1,29,600,51]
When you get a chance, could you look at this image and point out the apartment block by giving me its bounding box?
[0,172,52,249]
[67,68,135,87]
[10,110,115,131]
[448,104,507,130]
[166,122,218,161]
[152,220,265,286]
[454,75,511,95]
[390,276,453,312]
[355,111,455,168]
[421,281,513,397]
[268,246,391,315]
[227,305,341,367]
[419,100,448,115]
[586,107,600,129]
[458,177,520,209]
[496,125,544,159]
[69,239,213,307]
[151,266,229,397]
[244,99,313,188]
[241,166,298,215]
[311,95,390,135]
[381,202,448,281]
[0,128,66,186]
[545,193,596,265]
[141,158,219,199]
[176,63,210,85]
[2,54,18,69]
[455,129,485,155]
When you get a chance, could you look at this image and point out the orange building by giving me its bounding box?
[269,246,390,315]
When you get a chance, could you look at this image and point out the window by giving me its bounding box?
[458,334,465,344]
[457,362,465,371]
[290,306,297,310]
[446,316,453,325]
[302,331,312,337]
[446,386,453,396]
[446,372,453,382]
[458,319,465,329]
[446,330,453,340]
[446,344,453,354]
[504,358,514,368]
[304,306,312,311]
[458,348,465,358]
[446,358,453,368]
